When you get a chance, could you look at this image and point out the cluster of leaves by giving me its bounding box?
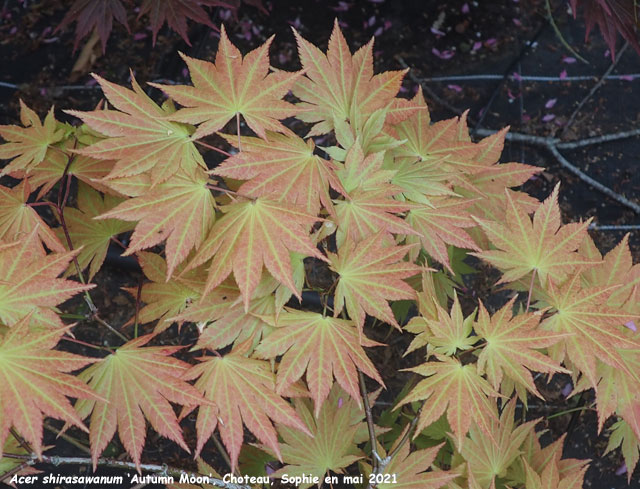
[56,0,267,52]
[569,0,640,58]
[1,18,640,489]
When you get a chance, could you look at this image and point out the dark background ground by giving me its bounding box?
[1,0,640,488]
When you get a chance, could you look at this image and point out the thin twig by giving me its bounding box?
[557,128,640,149]
[43,422,91,455]
[561,41,629,136]
[92,314,130,343]
[0,454,250,489]
[589,224,640,231]
[358,369,380,472]
[526,269,537,312]
[211,432,238,477]
[194,139,232,157]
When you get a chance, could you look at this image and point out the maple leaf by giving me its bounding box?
[405,197,480,272]
[0,229,94,329]
[459,398,536,488]
[0,101,64,177]
[254,309,384,415]
[474,298,570,399]
[523,458,587,489]
[570,0,640,59]
[293,20,414,136]
[472,184,591,286]
[60,183,135,280]
[74,334,207,470]
[182,287,275,350]
[605,420,639,483]
[138,0,224,45]
[405,292,478,357]
[182,345,311,470]
[541,273,639,390]
[188,196,325,310]
[214,131,345,216]
[97,166,216,279]
[55,0,129,53]
[377,442,456,489]
[0,179,65,252]
[0,315,99,458]
[271,386,365,489]
[329,233,420,332]
[149,27,302,140]
[66,74,205,185]
[128,252,205,332]
[398,355,500,448]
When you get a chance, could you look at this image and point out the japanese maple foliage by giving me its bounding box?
[1,19,640,489]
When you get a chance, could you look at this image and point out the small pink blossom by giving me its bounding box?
[545,98,557,109]
[471,41,482,52]
[432,48,455,59]
[559,69,568,80]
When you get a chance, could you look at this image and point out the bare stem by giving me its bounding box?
[358,369,380,472]
[526,268,537,312]
[236,113,242,152]
[194,139,232,157]
[211,432,238,476]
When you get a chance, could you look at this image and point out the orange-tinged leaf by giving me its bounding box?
[398,356,500,448]
[182,349,311,470]
[0,101,64,176]
[214,131,344,215]
[406,197,480,272]
[150,27,302,140]
[188,196,325,310]
[605,420,640,483]
[293,20,412,136]
[0,315,99,458]
[0,179,65,252]
[473,184,591,286]
[329,233,420,332]
[74,334,207,470]
[0,229,94,329]
[459,398,536,488]
[66,74,205,185]
[523,457,587,489]
[60,182,135,279]
[377,442,456,489]
[541,273,639,390]
[475,298,570,399]
[129,252,206,332]
[271,385,365,489]
[97,167,216,279]
[255,309,384,415]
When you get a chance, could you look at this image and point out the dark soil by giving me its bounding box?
[1,0,640,488]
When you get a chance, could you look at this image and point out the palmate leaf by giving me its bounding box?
[475,298,570,399]
[124,251,206,332]
[183,345,311,470]
[377,442,456,489]
[60,182,135,280]
[329,233,421,332]
[0,315,99,458]
[398,355,500,449]
[523,458,587,489]
[97,166,216,279]
[459,398,536,488]
[255,309,384,415]
[150,27,302,141]
[605,420,640,483]
[405,197,480,272]
[66,74,205,185]
[271,386,365,489]
[0,229,94,329]
[541,273,640,389]
[0,101,65,177]
[214,131,345,215]
[138,0,224,46]
[472,184,592,286]
[74,334,208,470]
[292,20,415,136]
[55,0,129,53]
[188,196,325,310]
[0,179,65,252]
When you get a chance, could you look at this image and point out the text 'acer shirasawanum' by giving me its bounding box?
[0,18,639,488]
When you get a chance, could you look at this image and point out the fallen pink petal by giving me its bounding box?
[559,69,568,80]
[545,98,557,109]
[542,114,556,122]
[624,320,637,332]
[447,84,462,92]
[562,56,577,63]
